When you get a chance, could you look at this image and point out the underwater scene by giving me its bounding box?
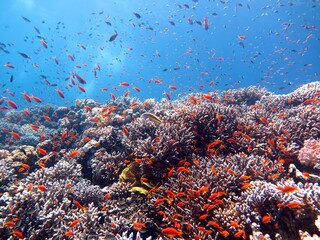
[0,0,319,239]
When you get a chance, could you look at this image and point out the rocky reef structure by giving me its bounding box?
[0,82,319,239]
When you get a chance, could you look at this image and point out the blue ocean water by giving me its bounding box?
[0,0,319,108]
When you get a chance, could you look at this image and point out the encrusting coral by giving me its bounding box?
[0,82,319,239]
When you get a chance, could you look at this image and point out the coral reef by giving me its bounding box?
[0,82,319,239]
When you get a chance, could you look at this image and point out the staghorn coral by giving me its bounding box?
[0,83,320,239]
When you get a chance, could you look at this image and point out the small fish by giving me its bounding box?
[56,89,65,98]
[21,16,31,22]
[109,32,118,42]
[141,112,162,124]
[31,95,42,103]
[18,52,31,59]
[9,131,20,140]
[6,99,18,109]
[203,17,209,30]
[40,39,48,48]
[37,185,48,191]
[74,73,86,84]
[68,219,81,228]
[133,13,141,18]
[119,82,130,86]
[161,227,183,237]
[34,27,41,34]
[9,75,13,82]
[4,63,15,68]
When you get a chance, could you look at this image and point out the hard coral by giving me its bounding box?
[298,139,320,168]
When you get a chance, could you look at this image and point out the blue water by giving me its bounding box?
[0,0,319,108]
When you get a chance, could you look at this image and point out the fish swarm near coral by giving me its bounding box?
[0,82,320,239]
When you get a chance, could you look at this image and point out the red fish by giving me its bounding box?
[37,185,48,191]
[22,92,31,102]
[77,85,86,92]
[203,17,209,30]
[133,86,141,92]
[40,39,48,48]
[56,89,65,98]
[74,73,86,84]
[31,95,42,103]
[4,63,15,68]
[119,82,130,86]
[66,53,75,61]
[109,32,118,42]
[68,219,81,228]
[238,35,246,40]
[9,131,20,140]
[6,100,18,109]
[163,91,171,100]
[53,57,59,65]
[161,227,183,237]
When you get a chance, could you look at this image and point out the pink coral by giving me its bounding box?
[298,139,320,167]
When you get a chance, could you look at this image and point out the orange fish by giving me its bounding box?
[37,185,48,192]
[6,100,18,109]
[22,92,31,102]
[285,201,303,208]
[9,131,20,140]
[43,115,51,122]
[68,219,81,228]
[77,85,86,92]
[11,230,24,239]
[122,126,129,136]
[163,91,171,100]
[31,95,42,103]
[259,116,269,124]
[208,220,222,230]
[74,200,86,211]
[133,86,141,92]
[133,221,146,232]
[119,82,130,87]
[262,215,272,223]
[56,89,65,99]
[40,39,48,48]
[238,35,246,40]
[161,227,183,237]
[69,151,79,157]
[4,63,15,68]
[37,147,48,156]
[276,185,298,193]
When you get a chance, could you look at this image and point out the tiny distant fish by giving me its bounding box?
[18,52,31,59]
[212,12,218,16]
[21,16,31,22]
[133,12,141,18]
[50,83,58,87]
[99,11,104,14]
[109,32,118,42]
[168,21,175,26]
[183,4,190,8]
[141,112,162,125]
[195,21,202,26]
[105,21,112,26]
[9,75,13,83]
[203,17,209,30]
[34,27,41,34]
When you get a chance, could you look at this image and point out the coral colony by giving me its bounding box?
[0,82,320,240]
